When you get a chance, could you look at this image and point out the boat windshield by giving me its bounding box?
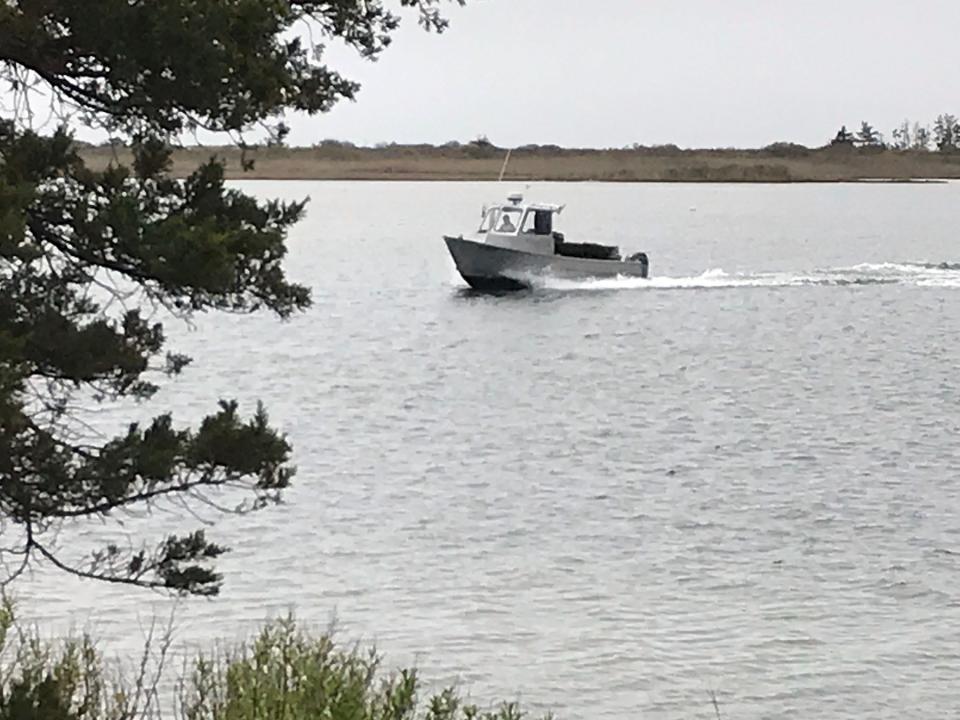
[494,207,522,234]
[521,209,554,235]
[479,207,499,232]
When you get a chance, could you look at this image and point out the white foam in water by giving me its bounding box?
[835,262,960,287]
[543,268,792,291]
[528,262,960,292]
[917,276,960,288]
[534,268,807,291]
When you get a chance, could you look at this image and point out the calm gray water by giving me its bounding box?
[16,180,960,719]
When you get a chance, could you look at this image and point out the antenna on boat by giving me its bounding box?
[498,148,512,182]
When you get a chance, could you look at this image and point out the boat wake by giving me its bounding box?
[531,262,960,292]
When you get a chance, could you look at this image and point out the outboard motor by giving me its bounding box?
[552,231,565,253]
[627,251,650,278]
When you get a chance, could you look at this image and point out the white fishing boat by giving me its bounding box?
[444,193,649,291]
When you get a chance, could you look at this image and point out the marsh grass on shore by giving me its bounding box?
[0,603,551,720]
[79,140,960,183]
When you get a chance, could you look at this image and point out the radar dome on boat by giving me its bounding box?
[507,193,524,205]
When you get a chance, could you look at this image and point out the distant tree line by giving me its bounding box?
[832,115,960,152]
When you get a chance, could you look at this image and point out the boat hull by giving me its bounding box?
[444,236,649,290]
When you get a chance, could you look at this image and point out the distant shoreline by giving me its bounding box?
[76,142,960,184]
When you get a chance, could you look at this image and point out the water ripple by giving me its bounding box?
[16,181,960,719]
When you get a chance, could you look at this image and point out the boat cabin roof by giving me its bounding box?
[482,194,565,216]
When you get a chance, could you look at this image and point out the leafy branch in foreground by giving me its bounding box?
[1,128,306,596]
[0,0,465,140]
[0,1,466,595]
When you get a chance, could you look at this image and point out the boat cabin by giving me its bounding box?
[477,193,565,255]
[476,193,624,261]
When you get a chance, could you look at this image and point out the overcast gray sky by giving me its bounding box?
[282,0,960,149]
